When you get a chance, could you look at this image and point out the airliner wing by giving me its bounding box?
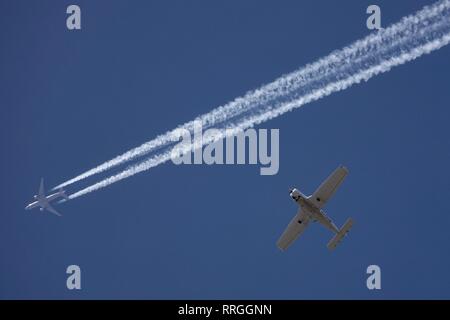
[310,166,348,209]
[277,209,310,251]
[45,204,62,217]
[39,178,45,197]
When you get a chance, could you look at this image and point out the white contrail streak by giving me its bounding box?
[53,0,450,191]
[68,30,450,200]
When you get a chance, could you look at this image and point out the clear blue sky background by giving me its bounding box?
[1,0,449,299]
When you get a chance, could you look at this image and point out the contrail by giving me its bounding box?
[62,0,450,199]
[53,0,450,191]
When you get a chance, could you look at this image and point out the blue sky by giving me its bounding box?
[1,0,450,299]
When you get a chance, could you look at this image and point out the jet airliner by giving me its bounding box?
[25,178,67,216]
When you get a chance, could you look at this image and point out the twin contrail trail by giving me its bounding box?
[56,0,450,200]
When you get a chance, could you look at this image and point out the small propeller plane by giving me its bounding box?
[277,165,354,251]
[25,178,68,216]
